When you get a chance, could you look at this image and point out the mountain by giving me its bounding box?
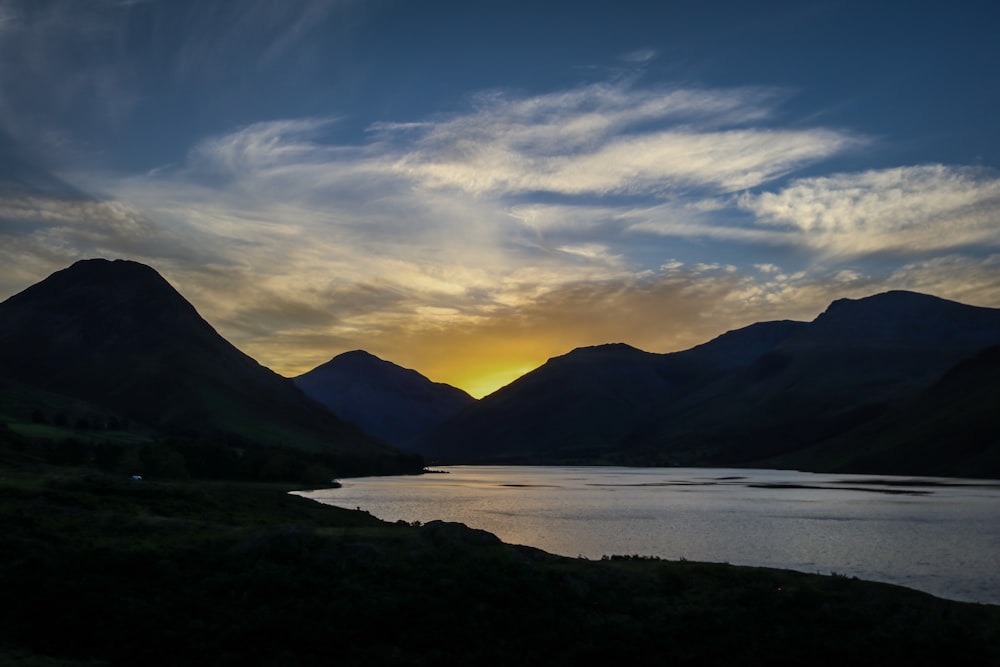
[629,291,1000,467]
[419,321,805,462]
[419,291,1000,476]
[419,343,682,462]
[763,344,1000,478]
[0,259,422,476]
[294,350,475,448]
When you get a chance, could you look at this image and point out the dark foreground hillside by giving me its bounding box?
[0,259,422,477]
[2,462,998,666]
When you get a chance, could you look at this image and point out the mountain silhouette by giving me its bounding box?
[419,291,1000,476]
[294,350,475,448]
[766,343,1000,477]
[419,343,683,462]
[0,259,421,474]
[419,322,804,463]
[631,291,1000,466]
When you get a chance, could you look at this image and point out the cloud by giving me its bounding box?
[379,81,860,197]
[0,1,140,131]
[0,191,198,260]
[6,71,1000,396]
[884,254,1000,307]
[620,48,657,64]
[555,243,622,264]
[325,257,993,396]
[618,200,785,244]
[396,128,855,197]
[740,165,1000,256]
[0,192,159,299]
[0,3,18,31]
[0,0,363,169]
[168,0,355,80]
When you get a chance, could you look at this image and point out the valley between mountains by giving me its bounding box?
[3,259,1000,666]
[3,258,999,481]
[295,280,1000,479]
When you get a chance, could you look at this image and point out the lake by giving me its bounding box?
[296,466,1000,606]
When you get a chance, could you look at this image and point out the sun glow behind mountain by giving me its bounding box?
[1,1,999,389]
[452,364,539,400]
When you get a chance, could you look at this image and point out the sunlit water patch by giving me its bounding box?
[296,466,1000,605]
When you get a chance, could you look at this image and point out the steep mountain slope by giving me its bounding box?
[294,350,475,448]
[419,343,680,462]
[631,291,1000,467]
[420,291,1000,476]
[0,259,421,474]
[678,319,810,370]
[419,321,805,462]
[763,344,1000,477]
[803,290,1000,346]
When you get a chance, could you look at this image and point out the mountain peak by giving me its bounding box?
[560,342,647,360]
[0,260,415,471]
[53,258,169,288]
[823,290,953,314]
[809,290,1000,345]
[295,350,475,448]
[328,349,386,367]
[337,349,380,360]
[1,258,213,350]
[308,350,409,380]
[63,258,179,290]
[70,257,158,273]
[5,258,187,310]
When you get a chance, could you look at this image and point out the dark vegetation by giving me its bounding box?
[2,460,999,666]
[0,377,418,485]
[5,260,997,479]
[2,262,1000,663]
[1,429,413,485]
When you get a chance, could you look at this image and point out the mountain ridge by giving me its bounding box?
[418,290,1000,476]
[4,260,996,478]
[294,349,475,448]
[0,258,422,477]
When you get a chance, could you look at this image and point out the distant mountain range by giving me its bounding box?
[0,259,422,477]
[417,291,1000,478]
[294,350,475,449]
[3,259,998,479]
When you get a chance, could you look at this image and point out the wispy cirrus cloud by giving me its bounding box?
[739,165,1000,256]
[0,0,363,172]
[170,0,356,81]
[377,82,860,197]
[7,72,1000,394]
[0,0,137,148]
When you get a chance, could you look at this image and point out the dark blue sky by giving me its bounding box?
[6,1,997,173]
[2,0,999,394]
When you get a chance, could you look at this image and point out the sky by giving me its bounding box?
[1,0,999,397]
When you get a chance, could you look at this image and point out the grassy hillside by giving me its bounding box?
[763,345,1000,477]
[1,461,998,666]
[0,260,423,476]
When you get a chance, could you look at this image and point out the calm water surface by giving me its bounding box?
[297,466,1000,605]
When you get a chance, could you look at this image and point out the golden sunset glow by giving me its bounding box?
[2,0,1000,399]
[448,364,538,399]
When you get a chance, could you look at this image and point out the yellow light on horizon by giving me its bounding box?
[451,363,538,399]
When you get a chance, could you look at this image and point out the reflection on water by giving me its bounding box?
[296,466,1000,605]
